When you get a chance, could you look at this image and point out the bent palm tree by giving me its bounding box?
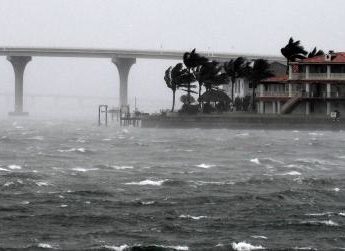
[224,57,248,101]
[197,61,229,92]
[308,47,325,58]
[247,59,273,111]
[171,63,196,105]
[183,49,209,98]
[281,37,308,73]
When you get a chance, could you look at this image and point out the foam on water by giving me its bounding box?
[301,220,339,226]
[7,164,22,170]
[251,235,268,239]
[141,201,155,205]
[250,158,261,165]
[37,243,54,249]
[125,179,168,186]
[103,244,129,251]
[282,171,302,176]
[71,167,99,172]
[334,187,340,192]
[36,182,49,187]
[179,215,207,220]
[231,241,264,250]
[0,167,11,172]
[195,163,216,168]
[111,165,134,170]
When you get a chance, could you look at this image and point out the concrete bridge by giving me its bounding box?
[0,47,285,115]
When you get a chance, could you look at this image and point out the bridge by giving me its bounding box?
[0,47,285,115]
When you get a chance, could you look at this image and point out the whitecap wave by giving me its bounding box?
[179,214,207,220]
[141,201,155,205]
[57,148,87,153]
[250,158,261,165]
[8,164,22,170]
[37,243,54,249]
[251,235,268,239]
[195,163,216,168]
[3,181,15,187]
[36,182,49,187]
[339,212,345,217]
[111,165,134,170]
[125,179,167,186]
[103,244,129,251]
[232,241,264,250]
[71,167,99,172]
[282,171,302,176]
[0,167,11,172]
[305,212,333,216]
[301,220,339,226]
[334,187,340,192]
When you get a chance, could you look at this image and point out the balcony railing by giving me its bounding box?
[258,91,345,98]
[291,73,345,80]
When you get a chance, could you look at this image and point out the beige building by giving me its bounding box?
[257,52,345,116]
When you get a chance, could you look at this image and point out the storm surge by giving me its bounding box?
[1,119,345,250]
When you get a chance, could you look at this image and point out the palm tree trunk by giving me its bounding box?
[171,90,176,112]
[231,77,235,102]
[198,84,202,99]
[252,84,256,111]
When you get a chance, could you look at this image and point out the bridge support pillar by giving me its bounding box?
[112,57,136,109]
[7,56,32,116]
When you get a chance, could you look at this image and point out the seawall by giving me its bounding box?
[141,114,345,130]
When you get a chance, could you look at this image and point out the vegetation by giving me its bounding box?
[308,47,324,58]
[281,37,308,73]
[246,59,273,111]
[164,63,195,112]
[223,57,249,101]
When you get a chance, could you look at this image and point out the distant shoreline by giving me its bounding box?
[141,113,345,130]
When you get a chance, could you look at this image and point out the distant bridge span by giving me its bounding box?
[0,47,285,115]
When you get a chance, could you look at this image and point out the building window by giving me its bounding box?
[310,65,327,73]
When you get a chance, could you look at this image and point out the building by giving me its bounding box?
[222,62,286,109]
[257,52,345,116]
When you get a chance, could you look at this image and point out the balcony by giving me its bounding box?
[291,73,345,80]
[258,91,345,99]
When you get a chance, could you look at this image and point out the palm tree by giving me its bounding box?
[183,49,209,98]
[197,61,229,92]
[164,63,196,111]
[247,59,273,111]
[164,66,176,112]
[223,57,248,101]
[308,47,325,58]
[281,37,308,73]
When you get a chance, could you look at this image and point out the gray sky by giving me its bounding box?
[0,0,344,115]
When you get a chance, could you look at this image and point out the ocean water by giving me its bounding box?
[1,119,345,250]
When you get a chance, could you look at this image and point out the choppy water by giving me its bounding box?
[1,119,345,250]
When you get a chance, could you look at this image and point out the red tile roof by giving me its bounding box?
[298,52,345,64]
[261,75,288,83]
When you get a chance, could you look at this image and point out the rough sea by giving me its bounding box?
[1,119,345,251]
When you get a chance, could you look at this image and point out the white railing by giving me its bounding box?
[291,73,345,80]
[330,73,345,80]
[258,91,289,97]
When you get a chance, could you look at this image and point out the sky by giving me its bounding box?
[0,0,344,116]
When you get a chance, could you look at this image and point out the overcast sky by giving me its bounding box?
[0,0,344,115]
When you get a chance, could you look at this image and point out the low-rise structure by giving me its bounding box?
[257,52,345,116]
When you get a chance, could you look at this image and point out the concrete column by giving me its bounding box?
[277,101,281,114]
[259,101,264,114]
[327,83,331,97]
[306,65,310,79]
[272,101,276,114]
[7,56,32,116]
[112,57,136,108]
[305,83,310,115]
[288,83,292,97]
[288,65,292,79]
[327,65,331,79]
[326,83,331,115]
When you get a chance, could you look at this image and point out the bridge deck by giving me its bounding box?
[0,47,285,63]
